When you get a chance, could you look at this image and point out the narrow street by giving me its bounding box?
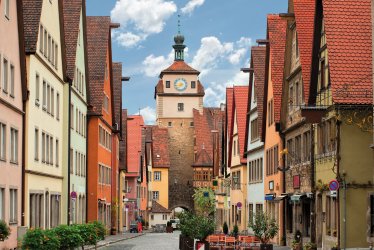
[104,231,180,250]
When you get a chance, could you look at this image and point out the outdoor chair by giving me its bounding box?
[238,236,253,250]
[223,236,236,250]
[207,235,221,250]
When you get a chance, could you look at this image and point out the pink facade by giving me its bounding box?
[0,0,24,249]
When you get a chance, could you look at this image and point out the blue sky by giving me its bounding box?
[86,0,287,124]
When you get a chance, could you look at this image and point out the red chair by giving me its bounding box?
[223,236,236,250]
[208,235,221,250]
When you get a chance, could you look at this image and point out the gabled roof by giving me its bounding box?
[226,88,234,168]
[251,46,267,142]
[21,0,43,53]
[112,62,122,131]
[152,127,170,168]
[160,61,200,77]
[119,109,127,171]
[127,115,144,173]
[293,0,316,104]
[62,0,82,81]
[151,201,171,213]
[233,86,249,164]
[267,15,287,123]
[193,148,213,167]
[86,16,111,113]
[323,0,373,104]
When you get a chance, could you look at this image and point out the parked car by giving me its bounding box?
[129,221,138,233]
[170,219,180,229]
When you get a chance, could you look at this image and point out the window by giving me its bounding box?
[256,204,263,214]
[154,171,161,181]
[191,81,196,89]
[99,126,111,150]
[47,85,50,113]
[9,189,17,224]
[48,35,51,62]
[320,59,326,89]
[51,40,55,66]
[39,25,44,53]
[43,80,46,109]
[29,193,44,228]
[56,93,60,120]
[166,81,170,88]
[10,128,18,164]
[162,214,167,220]
[295,82,300,106]
[248,203,253,225]
[51,88,54,116]
[370,194,374,236]
[232,171,241,190]
[233,140,236,156]
[303,132,310,161]
[3,58,8,93]
[251,118,259,141]
[168,122,172,127]
[0,123,5,160]
[50,194,61,228]
[42,132,45,162]
[44,29,47,57]
[34,128,39,161]
[151,214,154,220]
[35,73,40,104]
[295,32,299,59]
[55,139,59,167]
[103,95,109,112]
[152,191,159,200]
[70,148,73,173]
[249,158,263,183]
[70,105,74,128]
[10,64,14,97]
[55,44,58,69]
[268,98,274,126]
[177,103,184,112]
[4,0,10,19]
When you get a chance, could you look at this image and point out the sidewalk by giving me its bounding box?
[84,232,145,249]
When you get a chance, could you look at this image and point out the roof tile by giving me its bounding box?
[152,127,170,168]
[233,86,249,164]
[21,0,43,53]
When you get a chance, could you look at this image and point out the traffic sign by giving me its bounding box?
[237,202,242,208]
[329,180,339,191]
[70,191,77,200]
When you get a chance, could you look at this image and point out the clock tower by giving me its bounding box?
[154,32,204,211]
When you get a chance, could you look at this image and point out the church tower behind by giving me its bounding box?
[154,32,204,211]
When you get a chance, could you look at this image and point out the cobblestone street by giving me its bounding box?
[104,232,180,250]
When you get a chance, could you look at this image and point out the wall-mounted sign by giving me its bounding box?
[70,191,77,200]
[269,181,274,190]
[293,175,300,189]
[329,180,339,191]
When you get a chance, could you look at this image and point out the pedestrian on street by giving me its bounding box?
[137,220,143,233]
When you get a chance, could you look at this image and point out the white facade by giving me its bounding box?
[149,212,171,228]
[246,75,265,232]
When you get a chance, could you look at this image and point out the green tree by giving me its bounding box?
[192,187,215,216]
[179,211,215,241]
[248,210,279,244]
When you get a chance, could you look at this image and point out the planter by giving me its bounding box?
[260,244,273,250]
[110,228,117,235]
[179,234,194,250]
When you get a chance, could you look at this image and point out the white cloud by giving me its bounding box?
[142,50,174,77]
[116,32,146,48]
[111,0,177,47]
[138,106,156,125]
[228,48,247,65]
[181,0,205,15]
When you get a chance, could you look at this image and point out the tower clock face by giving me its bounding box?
[174,78,188,91]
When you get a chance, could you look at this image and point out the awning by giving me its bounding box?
[290,193,306,202]
[274,194,288,201]
[265,194,275,201]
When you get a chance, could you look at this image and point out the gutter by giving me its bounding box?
[67,80,72,225]
[280,130,287,246]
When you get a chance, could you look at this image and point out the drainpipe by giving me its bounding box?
[280,129,287,246]
[336,119,343,249]
[310,124,316,243]
[21,95,27,226]
[67,81,72,225]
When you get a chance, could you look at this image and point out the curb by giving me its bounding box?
[85,233,145,249]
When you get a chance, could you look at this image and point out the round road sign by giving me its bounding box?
[237,202,242,208]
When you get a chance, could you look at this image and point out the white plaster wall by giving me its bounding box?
[149,213,171,228]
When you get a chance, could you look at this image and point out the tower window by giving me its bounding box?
[168,122,172,127]
[178,103,184,112]
[191,81,196,89]
[166,81,170,88]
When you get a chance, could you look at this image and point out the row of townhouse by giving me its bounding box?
[215,0,374,249]
[0,0,129,249]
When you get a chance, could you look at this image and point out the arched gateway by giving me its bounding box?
[154,31,204,212]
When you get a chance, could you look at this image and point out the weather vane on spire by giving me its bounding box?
[177,14,181,34]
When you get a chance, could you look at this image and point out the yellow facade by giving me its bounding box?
[151,167,169,209]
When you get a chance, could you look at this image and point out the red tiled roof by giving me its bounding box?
[160,61,200,77]
[323,0,373,104]
[251,47,266,142]
[127,115,144,173]
[62,0,82,81]
[112,63,122,129]
[152,127,170,168]
[119,109,127,171]
[151,201,171,213]
[267,15,287,123]
[193,148,213,167]
[21,0,43,53]
[233,86,249,164]
[226,88,234,168]
[86,16,111,112]
[293,0,316,104]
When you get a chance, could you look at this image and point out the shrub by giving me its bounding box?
[53,224,84,249]
[231,225,239,238]
[0,220,11,241]
[73,224,99,246]
[222,222,228,235]
[179,211,215,241]
[91,221,106,240]
[248,210,279,244]
[22,228,60,250]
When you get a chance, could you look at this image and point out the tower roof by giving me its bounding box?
[160,61,200,77]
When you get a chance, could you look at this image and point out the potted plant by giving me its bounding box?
[292,230,302,250]
[231,224,239,238]
[292,240,301,250]
[248,210,279,250]
[332,230,337,237]
[223,222,229,235]
[303,242,317,250]
[0,220,10,242]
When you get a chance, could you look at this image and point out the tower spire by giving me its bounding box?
[173,14,186,61]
